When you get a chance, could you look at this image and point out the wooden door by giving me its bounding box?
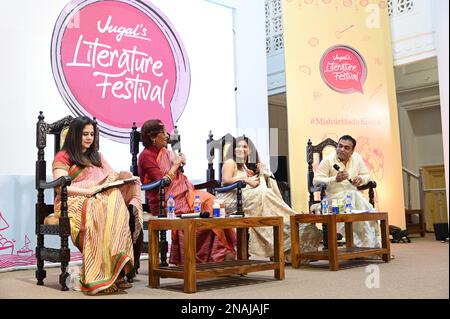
[421,165,447,232]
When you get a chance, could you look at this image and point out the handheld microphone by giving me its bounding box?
[333,164,352,184]
[169,128,184,173]
[178,153,185,173]
[179,212,210,219]
[262,169,276,180]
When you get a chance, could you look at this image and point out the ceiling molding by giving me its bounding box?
[396,82,439,94]
[399,94,441,111]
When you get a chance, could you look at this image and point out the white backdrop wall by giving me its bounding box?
[209,0,270,167]
[0,0,268,270]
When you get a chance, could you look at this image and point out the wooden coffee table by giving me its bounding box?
[290,212,391,271]
[148,216,284,293]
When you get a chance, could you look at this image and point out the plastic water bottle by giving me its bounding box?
[331,198,339,214]
[338,195,344,214]
[167,195,176,219]
[345,194,353,213]
[213,199,221,217]
[194,195,202,213]
[321,196,329,214]
[219,200,226,218]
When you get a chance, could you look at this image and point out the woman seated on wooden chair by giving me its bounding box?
[137,119,236,265]
[218,136,321,262]
[49,116,143,295]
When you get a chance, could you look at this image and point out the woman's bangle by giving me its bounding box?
[165,171,175,181]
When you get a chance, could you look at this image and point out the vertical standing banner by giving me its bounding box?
[283,0,405,227]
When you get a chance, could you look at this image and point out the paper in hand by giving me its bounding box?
[92,176,139,195]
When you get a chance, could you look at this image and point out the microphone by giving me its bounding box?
[261,168,276,180]
[179,212,210,219]
[178,153,185,173]
[169,128,184,173]
[333,164,353,184]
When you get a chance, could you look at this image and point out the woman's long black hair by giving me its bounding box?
[62,116,102,168]
[234,135,261,175]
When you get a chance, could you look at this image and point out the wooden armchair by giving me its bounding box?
[206,132,293,209]
[205,131,247,214]
[130,123,178,267]
[35,112,139,290]
[35,112,74,290]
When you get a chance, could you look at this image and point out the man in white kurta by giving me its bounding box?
[313,135,380,248]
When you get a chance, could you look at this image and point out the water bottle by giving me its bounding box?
[345,194,353,213]
[219,200,226,218]
[194,195,202,213]
[331,198,339,214]
[338,195,344,214]
[167,195,176,219]
[213,199,221,217]
[321,196,329,215]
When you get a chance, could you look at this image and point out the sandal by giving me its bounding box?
[115,278,133,290]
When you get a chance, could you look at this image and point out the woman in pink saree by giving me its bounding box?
[138,119,236,265]
[49,117,143,295]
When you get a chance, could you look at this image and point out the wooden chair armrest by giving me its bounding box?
[38,176,71,190]
[141,177,170,191]
[215,180,247,193]
[357,180,377,191]
[194,180,220,190]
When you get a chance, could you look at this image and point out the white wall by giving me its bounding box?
[208,0,270,167]
[408,107,444,167]
[389,0,437,66]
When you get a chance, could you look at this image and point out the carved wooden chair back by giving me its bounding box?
[129,122,180,267]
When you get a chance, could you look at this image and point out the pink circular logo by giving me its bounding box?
[51,0,190,142]
[320,45,367,94]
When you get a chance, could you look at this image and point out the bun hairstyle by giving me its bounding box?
[141,119,165,148]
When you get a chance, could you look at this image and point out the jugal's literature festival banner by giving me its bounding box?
[282,0,405,227]
[52,0,190,142]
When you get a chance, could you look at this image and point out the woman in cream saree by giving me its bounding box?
[218,136,321,262]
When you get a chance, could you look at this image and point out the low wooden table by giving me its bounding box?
[290,212,391,271]
[148,216,285,293]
